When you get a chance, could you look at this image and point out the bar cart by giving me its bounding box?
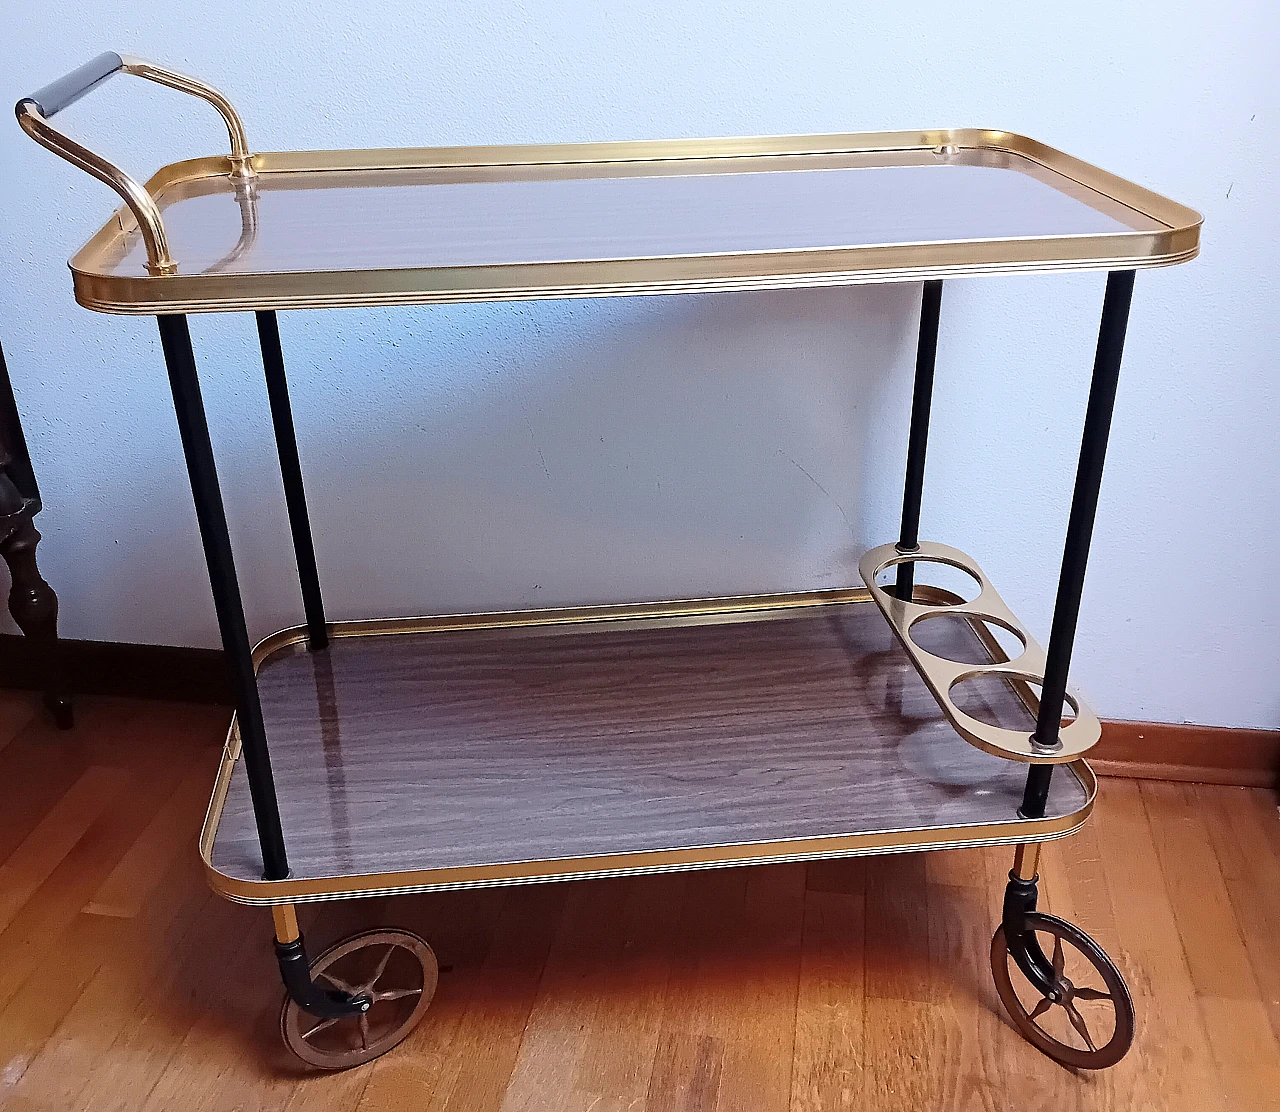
[17,54,1201,1072]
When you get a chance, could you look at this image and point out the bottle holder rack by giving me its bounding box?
[859,540,1101,763]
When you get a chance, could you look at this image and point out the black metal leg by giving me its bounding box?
[158,314,289,881]
[895,279,943,601]
[257,311,327,650]
[1019,764,1054,820]
[1021,269,1135,813]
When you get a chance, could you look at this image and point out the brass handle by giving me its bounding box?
[15,53,255,274]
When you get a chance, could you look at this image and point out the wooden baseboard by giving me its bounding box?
[1088,719,1279,788]
[1,634,1276,786]
[0,633,230,705]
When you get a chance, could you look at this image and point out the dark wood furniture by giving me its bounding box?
[0,341,71,728]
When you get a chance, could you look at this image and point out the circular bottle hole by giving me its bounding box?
[948,671,1078,731]
[908,612,1026,665]
[874,557,982,605]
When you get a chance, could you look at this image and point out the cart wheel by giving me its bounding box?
[281,929,438,1069]
[991,912,1134,1069]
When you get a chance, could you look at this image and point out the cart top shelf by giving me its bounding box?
[67,131,1200,314]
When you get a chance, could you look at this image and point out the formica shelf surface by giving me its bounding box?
[70,131,1201,313]
[203,595,1092,903]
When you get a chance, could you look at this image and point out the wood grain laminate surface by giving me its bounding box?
[0,690,1277,1110]
[110,155,1152,279]
[209,602,1086,884]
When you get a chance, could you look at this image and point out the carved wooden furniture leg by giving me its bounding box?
[0,479,72,729]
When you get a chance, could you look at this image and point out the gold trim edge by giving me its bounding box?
[204,800,1095,906]
[65,128,1201,314]
[197,586,1096,906]
[71,247,1199,316]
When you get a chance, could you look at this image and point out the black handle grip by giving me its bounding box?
[22,52,124,118]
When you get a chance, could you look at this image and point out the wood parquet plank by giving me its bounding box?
[1199,785,1280,1051]
[791,864,866,1112]
[0,691,39,753]
[1143,781,1280,1111]
[1093,779,1224,1112]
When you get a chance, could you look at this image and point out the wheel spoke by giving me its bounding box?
[1051,934,1065,980]
[360,944,397,994]
[301,1016,340,1041]
[319,971,358,995]
[1064,1000,1097,1052]
[358,1011,370,1051]
[1028,996,1053,1022]
[1073,986,1114,1003]
[373,987,423,1002]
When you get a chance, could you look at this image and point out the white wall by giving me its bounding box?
[1,1,1276,729]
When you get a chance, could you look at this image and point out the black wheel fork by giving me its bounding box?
[1002,870,1058,996]
[272,904,372,1019]
[275,937,372,1020]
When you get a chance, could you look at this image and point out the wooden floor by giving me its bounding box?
[0,690,1278,1111]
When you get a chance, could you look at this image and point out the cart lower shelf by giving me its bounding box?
[201,589,1092,904]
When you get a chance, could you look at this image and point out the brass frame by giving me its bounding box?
[859,541,1102,763]
[17,55,254,275]
[63,129,1202,314]
[271,903,300,943]
[198,587,1096,906]
[1012,842,1041,882]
